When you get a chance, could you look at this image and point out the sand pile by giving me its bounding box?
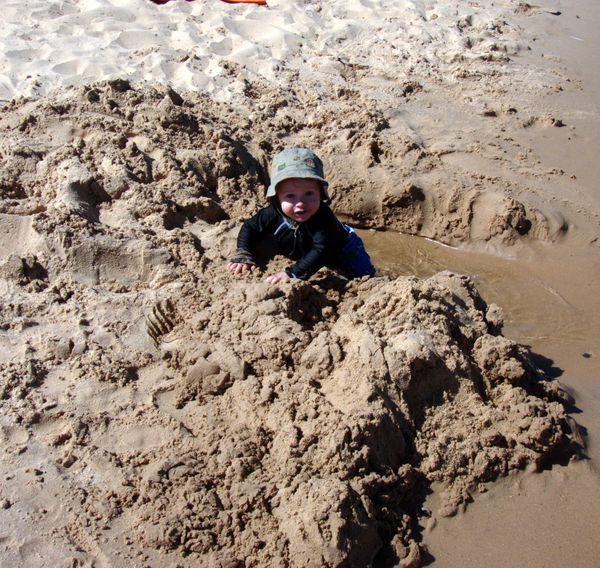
[0,83,579,566]
[0,79,569,250]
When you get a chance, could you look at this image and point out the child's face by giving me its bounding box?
[276,178,321,223]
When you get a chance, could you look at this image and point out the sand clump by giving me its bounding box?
[0,83,581,566]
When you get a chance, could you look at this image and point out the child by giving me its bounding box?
[226,147,376,283]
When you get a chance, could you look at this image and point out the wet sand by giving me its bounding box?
[361,4,600,562]
[362,229,600,565]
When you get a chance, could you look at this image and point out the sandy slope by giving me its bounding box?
[1,1,599,566]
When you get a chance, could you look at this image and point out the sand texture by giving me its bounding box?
[1,1,599,567]
[0,80,583,567]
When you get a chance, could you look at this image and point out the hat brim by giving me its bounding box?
[266,174,330,201]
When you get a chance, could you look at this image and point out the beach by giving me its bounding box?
[1,1,599,566]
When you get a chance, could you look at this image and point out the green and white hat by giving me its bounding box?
[266,147,330,200]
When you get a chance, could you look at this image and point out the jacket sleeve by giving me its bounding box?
[232,206,278,264]
[285,234,329,279]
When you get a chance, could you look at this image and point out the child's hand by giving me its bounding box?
[226,262,255,275]
[265,271,290,284]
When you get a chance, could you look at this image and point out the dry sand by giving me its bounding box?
[0,1,599,566]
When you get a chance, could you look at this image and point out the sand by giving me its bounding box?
[1,1,599,566]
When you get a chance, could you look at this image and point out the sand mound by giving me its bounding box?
[0,81,568,251]
[0,83,579,566]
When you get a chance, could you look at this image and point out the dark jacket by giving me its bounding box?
[233,202,349,280]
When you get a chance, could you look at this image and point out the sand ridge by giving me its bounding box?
[0,78,574,249]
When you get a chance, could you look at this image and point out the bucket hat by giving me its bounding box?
[266,148,330,200]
